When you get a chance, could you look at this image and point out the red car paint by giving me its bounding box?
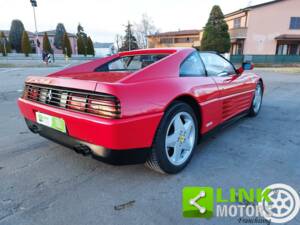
[18,48,263,150]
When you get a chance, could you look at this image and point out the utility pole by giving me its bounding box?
[30,0,40,55]
[128,22,131,51]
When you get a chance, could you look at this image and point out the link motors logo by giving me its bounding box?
[182,183,300,224]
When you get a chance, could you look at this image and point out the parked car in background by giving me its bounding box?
[18,48,264,174]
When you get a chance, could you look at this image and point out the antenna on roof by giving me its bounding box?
[247,0,253,7]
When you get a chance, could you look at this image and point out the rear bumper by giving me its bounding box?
[25,119,150,164]
[18,98,163,150]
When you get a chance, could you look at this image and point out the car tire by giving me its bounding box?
[145,101,199,174]
[249,81,263,117]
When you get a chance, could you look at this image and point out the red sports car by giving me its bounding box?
[18,48,264,174]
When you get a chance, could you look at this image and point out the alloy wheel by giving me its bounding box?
[165,112,196,166]
[253,84,262,113]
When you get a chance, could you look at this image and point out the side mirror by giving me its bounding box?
[237,62,254,74]
[242,62,254,70]
[237,67,244,74]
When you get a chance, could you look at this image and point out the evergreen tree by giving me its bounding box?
[76,23,88,55]
[77,23,84,34]
[54,23,66,49]
[86,36,95,56]
[119,22,139,52]
[200,5,231,53]
[9,19,25,52]
[62,32,72,57]
[77,35,86,55]
[42,32,52,53]
[77,23,87,45]
[21,31,32,57]
[0,31,11,56]
[7,41,12,53]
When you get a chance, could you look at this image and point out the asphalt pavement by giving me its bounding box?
[0,67,299,225]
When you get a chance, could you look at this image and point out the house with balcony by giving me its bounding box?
[225,0,300,55]
[147,0,300,57]
[147,30,201,48]
[224,9,248,55]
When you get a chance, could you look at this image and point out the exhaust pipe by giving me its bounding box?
[29,124,40,133]
[73,144,91,156]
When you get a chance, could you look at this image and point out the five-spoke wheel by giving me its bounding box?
[165,112,196,166]
[249,81,263,116]
[146,101,198,174]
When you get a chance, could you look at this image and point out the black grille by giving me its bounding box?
[23,83,121,118]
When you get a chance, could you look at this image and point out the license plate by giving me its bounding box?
[36,112,66,133]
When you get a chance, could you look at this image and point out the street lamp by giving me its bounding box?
[29,0,40,54]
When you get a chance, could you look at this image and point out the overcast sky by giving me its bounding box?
[0,0,271,42]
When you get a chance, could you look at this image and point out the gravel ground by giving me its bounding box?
[0,67,299,225]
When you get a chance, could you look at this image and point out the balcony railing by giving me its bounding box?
[229,27,248,39]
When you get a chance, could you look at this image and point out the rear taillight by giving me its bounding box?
[23,84,121,119]
[67,94,121,119]
[39,88,48,102]
[87,97,121,118]
[67,94,86,111]
[60,92,68,108]
[27,86,39,100]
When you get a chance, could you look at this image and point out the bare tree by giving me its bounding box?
[115,34,123,52]
[134,14,159,48]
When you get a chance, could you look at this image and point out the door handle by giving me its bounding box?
[223,78,232,83]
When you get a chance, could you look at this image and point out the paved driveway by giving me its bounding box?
[0,68,299,225]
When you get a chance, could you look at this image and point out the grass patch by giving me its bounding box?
[0,63,15,68]
[0,63,63,68]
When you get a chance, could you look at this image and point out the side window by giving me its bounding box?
[108,57,130,71]
[180,52,205,77]
[107,56,142,71]
[200,53,236,77]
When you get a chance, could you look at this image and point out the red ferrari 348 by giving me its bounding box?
[18,48,264,174]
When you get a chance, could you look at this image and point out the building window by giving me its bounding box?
[230,39,244,55]
[233,18,241,28]
[290,17,300,29]
[175,38,190,43]
[148,42,155,48]
[276,44,288,55]
[276,43,300,55]
[174,37,197,43]
[290,44,299,55]
[160,38,173,44]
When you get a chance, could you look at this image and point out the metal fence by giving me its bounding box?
[230,55,300,65]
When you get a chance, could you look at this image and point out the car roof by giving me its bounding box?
[119,47,195,57]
